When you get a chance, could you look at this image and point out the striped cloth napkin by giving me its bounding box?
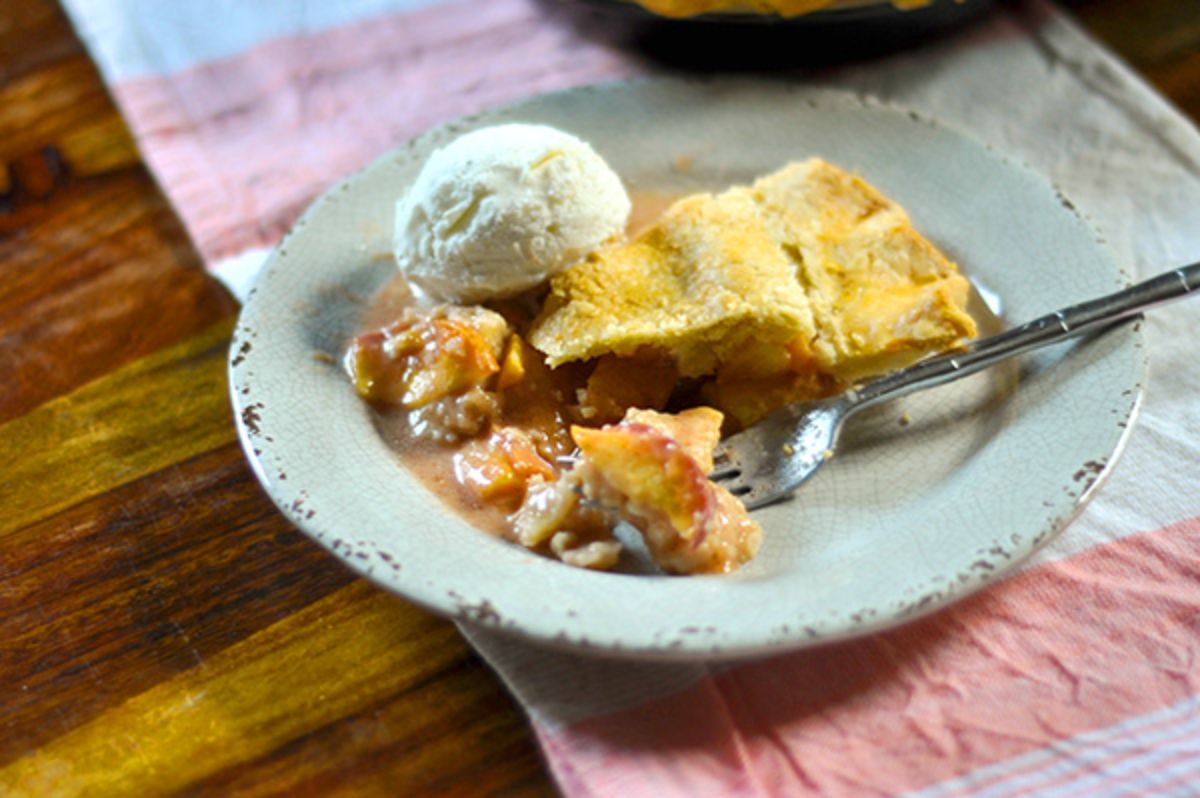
[63,0,1200,794]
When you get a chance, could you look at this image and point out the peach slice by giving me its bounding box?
[573,422,717,542]
[571,407,761,574]
[454,426,556,511]
[580,354,678,424]
[349,310,504,408]
[622,406,722,472]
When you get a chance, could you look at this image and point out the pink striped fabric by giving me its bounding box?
[60,0,1200,794]
[537,516,1200,796]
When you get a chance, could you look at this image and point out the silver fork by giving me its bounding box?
[711,262,1200,509]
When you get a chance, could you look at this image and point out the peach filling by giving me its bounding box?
[349,303,761,573]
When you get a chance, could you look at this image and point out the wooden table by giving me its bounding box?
[1,0,1195,793]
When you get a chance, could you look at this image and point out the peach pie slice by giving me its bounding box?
[530,158,977,428]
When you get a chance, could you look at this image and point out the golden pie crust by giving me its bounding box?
[530,158,976,388]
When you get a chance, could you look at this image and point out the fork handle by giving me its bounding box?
[851,262,1200,410]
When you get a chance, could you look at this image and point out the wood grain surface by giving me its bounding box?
[0,0,1196,794]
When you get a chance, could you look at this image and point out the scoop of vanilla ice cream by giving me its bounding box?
[394,124,631,302]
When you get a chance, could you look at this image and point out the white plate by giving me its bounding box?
[230,78,1145,661]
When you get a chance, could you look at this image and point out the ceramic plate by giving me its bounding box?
[230,78,1145,660]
